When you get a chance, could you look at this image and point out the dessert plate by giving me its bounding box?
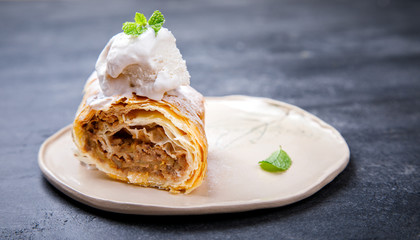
[38,96,350,215]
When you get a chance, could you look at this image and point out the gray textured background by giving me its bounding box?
[1,0,419,239]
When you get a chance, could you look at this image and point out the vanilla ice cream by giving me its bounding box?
[95,27,190,101]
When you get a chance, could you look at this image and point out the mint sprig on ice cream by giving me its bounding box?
[122,10,165,36]
[94,10,190,102]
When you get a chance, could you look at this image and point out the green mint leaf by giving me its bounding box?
[148,10,165,34]
[122,22,139,36]
[150,22,163,34]
[134,12,147,26]
[137,26,148,35]
[122,11,165,36]
[148,10,165,26]
[259,147,292,172]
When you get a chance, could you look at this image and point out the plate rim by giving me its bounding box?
[38,95,350,215]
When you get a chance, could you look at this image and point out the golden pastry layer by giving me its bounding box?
[72,74,207,193]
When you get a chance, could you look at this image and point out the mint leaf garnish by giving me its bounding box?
[136,25,148,35]
[148,10,165,34]
[122,22,140,36]
[134,12,147,26]
[150,22,164,35]
[259,147,292,172]
[122,11,165,37]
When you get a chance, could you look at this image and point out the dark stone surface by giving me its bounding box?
[1,0,419,239]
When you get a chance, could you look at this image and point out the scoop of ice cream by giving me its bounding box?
[95,27,190,100]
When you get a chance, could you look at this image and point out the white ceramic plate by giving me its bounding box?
[39,96,349,215]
